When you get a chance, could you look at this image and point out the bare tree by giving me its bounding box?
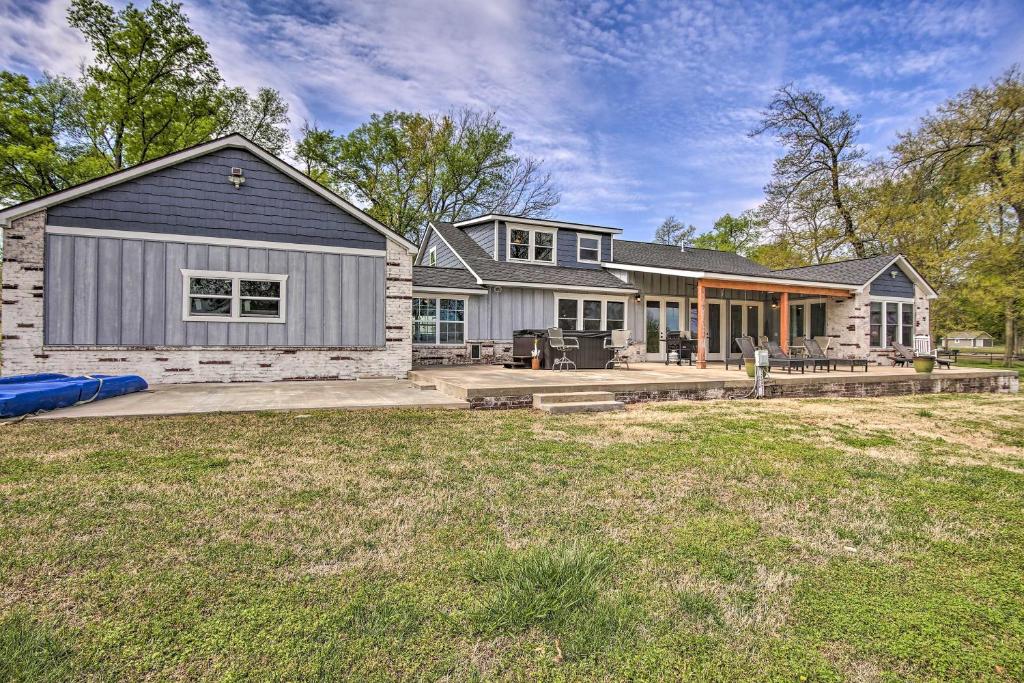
[751,85,869,258]
[654,215,697,246]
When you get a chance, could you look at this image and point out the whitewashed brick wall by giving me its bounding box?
[1,209,413,383]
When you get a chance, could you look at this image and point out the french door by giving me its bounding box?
[644,297,684,360]
[729,302,764,354]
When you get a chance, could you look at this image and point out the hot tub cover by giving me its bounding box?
[0,373,148,418]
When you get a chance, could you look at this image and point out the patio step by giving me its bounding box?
[533,391,624,413]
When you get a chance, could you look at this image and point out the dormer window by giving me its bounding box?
[428,246,437,266]
[508,226,555,264]
[577,234,601,263]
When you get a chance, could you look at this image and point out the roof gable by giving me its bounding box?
[0,133,417,252]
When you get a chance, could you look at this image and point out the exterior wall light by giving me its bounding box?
[229,167,245,189]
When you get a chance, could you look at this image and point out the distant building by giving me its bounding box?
[944,330,995,348]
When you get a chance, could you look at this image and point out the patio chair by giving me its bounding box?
[727,336,755,370]
[803,337,869,372]
[892,341,951,369]
[604,329,632,369]
[764,340,809,373]
[547,327,579,371]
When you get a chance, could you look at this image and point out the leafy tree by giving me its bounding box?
[215,87,290,154]
[653,215,696,246]
[297,108,559,241]
[751,84,870,259]
[892,66,1024,365]
[0,71,105,204]
[691,211,762,254]
[68,0,224,170]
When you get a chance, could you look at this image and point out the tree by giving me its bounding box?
[216,87,290,154]
[751,84,870,259]
[691,211,762,254]
[653,215,696,246]
[68,0,223,171]
[0,71,105,204]
[297,108,559,241]
[892,67,1024,366]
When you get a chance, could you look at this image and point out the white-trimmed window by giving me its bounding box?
[577,234,602,263]
[182,270,287,323]
[413,296,466,345]
[869,299,914,347]
[555,294,627,331]
[508,226,556,264]
[428,246,437,266]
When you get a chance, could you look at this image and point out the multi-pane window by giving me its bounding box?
[508,227,555,263]
[428,247,437,266]
[183,271,286,322]
[578,235,601,263]
[870,300,914,347]
[556,296,627,331]
[412,297,465,345]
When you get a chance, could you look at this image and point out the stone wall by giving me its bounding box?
[412,340,513,367]
[826,289,932,364]
[1,210,414,383]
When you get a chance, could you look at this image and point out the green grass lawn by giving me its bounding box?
[2,394,1024,681]
[955,357,1024,379]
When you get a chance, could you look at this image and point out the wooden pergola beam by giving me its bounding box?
[700,278,853,298]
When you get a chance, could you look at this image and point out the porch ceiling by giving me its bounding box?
[699,277,853,298]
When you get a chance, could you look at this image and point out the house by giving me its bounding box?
[0,134,418,383]
[412,218,937,367]
[0,135,937,384]
[944,330,995,348]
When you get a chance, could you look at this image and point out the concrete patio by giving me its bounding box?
[31,378,468,420]
[410,362,1018,408]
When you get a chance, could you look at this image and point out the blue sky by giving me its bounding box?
[3,0,1024,241]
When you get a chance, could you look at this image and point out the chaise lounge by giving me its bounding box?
[802,338,870,372]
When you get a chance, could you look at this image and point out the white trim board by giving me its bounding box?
[454,214,623,234]
[413,286,487,296]
[1,133,418,253]
[482,280,637,295]
[45,225,386,257]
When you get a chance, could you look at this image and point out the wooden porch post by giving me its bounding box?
[779,291,790,352]
[696,280,707,368]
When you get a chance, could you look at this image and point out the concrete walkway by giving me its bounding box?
[31,379,468,420]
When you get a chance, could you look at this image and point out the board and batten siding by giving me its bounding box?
[467,287,553,341]
[46,147,385,251]
[869,267,915,298]
[44,234,385,347]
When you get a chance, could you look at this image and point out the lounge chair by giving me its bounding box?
[727,336,754,370]
[764,340,810,373]
[892,341,951,369]
[803,338,869,372]
[736,336,800,374]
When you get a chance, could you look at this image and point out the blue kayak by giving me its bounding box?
[0,373,148,418]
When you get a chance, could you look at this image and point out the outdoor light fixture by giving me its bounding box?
[228,167,245,189]
[634,293,642,303]
[890,269,898,279]
[770,295,779,309]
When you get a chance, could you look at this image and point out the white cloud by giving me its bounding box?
[0,0,90,76]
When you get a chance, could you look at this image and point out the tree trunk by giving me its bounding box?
[1005,303,1016,367]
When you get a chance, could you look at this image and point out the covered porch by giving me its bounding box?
[629,270,854,368]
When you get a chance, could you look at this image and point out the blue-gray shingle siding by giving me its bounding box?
[47,147,386,250]
[421,229,462,268]
[464,222,496,259]
[869,266,915,297]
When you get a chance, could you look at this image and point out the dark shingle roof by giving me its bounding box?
[412,266,484,290]
[770,255,897,285]
[431,222,635,290]
[612,240,772,277]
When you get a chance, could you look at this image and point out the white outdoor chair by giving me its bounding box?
[604,329,632,369]
[547,327,579,371]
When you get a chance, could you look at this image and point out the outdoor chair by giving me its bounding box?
[803,337,869,372]
[547,327,579,371]
[892,341,951,369]
[727,336,755,370]
[765,340,810,373]
[604,329,632,369]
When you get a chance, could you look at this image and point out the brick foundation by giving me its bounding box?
[1,210,414,383]
[413,341,514,367]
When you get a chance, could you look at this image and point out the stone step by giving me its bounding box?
[533,391,615,407]
[411,380,436,390]
[537,400,625,414]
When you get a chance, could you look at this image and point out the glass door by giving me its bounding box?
[644,298,684,360]
[730,302,764,353]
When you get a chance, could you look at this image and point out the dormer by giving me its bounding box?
[452,215,621,269]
